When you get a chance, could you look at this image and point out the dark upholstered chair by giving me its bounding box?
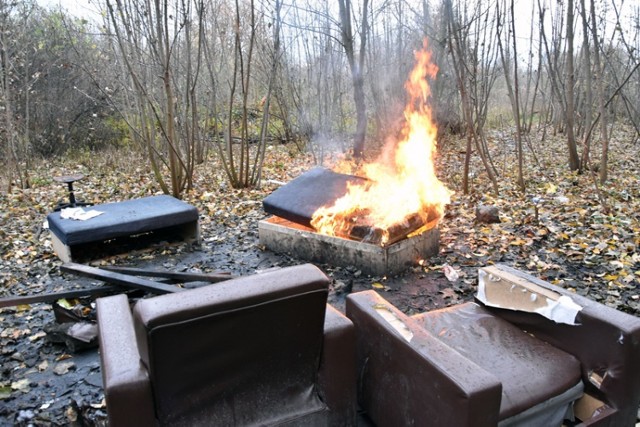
[96,264,357,427]
[346,264,640,427]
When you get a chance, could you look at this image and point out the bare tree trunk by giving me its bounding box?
[523,1,542,135]
[0,39,17,191]
[592,0,608,183]
[445,0,499,195]
[105,0,196,198]
[338,0,369,159]
[565,0,581,171]
[579,0,593,168]
[251,0,283,187]
[496,0,525,191]
[0,3,32,190]
[538,0,568,136]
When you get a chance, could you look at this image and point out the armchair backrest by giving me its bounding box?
[132,264,331,426]
[478,264,640,426]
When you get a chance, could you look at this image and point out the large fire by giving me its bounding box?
[310,42,452,246]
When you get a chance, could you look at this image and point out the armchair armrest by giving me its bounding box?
[318,304,357,426]
[346,290,502,427]
[97,294,156,427]
[479,264,640,426]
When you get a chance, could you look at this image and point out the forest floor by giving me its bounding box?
[0,127,639,425]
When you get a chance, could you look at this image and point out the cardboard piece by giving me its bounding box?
[477,266,582,325]
[574,393,608,422]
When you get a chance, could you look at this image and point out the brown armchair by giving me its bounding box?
[346,264,640,427]
[96,264,357,426]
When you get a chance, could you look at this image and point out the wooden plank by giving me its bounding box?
[61,263,184,294]
[0,285,122,308]
[101,265,234,283]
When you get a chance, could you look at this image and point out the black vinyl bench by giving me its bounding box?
[47,195,200,262]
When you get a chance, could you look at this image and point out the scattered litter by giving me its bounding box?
[16,410,35,422]
[60,207,104,221]
[442,264,460,282]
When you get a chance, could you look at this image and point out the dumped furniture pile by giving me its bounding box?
[2,180,639,426]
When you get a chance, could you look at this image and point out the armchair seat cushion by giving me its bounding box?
[413,302,583,421]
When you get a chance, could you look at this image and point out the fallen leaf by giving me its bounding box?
[442,264,460,282]
[53,361,75,375]
[439,288,458,299]
[65,405,78,423]
[40,400,55,410]
[610,261,624,270]
[90,398,106,409]
[0,386,11,400]
[545,183,557,194]
[11,378,30,393]
[29,331,47,342]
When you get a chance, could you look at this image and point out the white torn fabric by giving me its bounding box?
[60,207,104,221]
[477,269,582,325]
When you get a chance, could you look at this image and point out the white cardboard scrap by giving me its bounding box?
[477,268,582,325]
[60,207,104,221]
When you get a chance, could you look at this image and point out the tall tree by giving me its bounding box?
[565,0,581,171]
[444,0,499,194]
[579,0,593,168]
[105,0,202,198]
[496,0,525,191]
[338,0,369,159]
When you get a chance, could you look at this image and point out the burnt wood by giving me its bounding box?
[61,263,185,294]
[0,285,122,308]
[341,212,434,246]
[101,266,233,283]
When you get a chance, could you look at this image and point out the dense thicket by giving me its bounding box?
[1,0,638,194]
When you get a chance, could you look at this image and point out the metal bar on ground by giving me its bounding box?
[0,285,122,308]
[101,265,234,283]
[61,263,185,294]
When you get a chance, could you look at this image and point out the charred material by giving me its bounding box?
[340,212,432,246]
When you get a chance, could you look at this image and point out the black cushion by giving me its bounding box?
[47,195,198,245]
[262,167,366,227]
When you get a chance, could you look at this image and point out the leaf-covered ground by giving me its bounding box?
[0,127,638,425]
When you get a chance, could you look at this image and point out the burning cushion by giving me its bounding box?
[262,167,366,227]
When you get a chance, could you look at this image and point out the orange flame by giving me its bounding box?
[310,41,452,245]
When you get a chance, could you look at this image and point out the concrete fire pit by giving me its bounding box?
[259,216,439,275]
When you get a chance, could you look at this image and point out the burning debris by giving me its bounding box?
[265,42,451,248]
[260,42,450,273]
[311,42,451,245]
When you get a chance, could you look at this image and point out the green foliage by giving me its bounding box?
[103,117,133,148]
[486,107,515,129]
